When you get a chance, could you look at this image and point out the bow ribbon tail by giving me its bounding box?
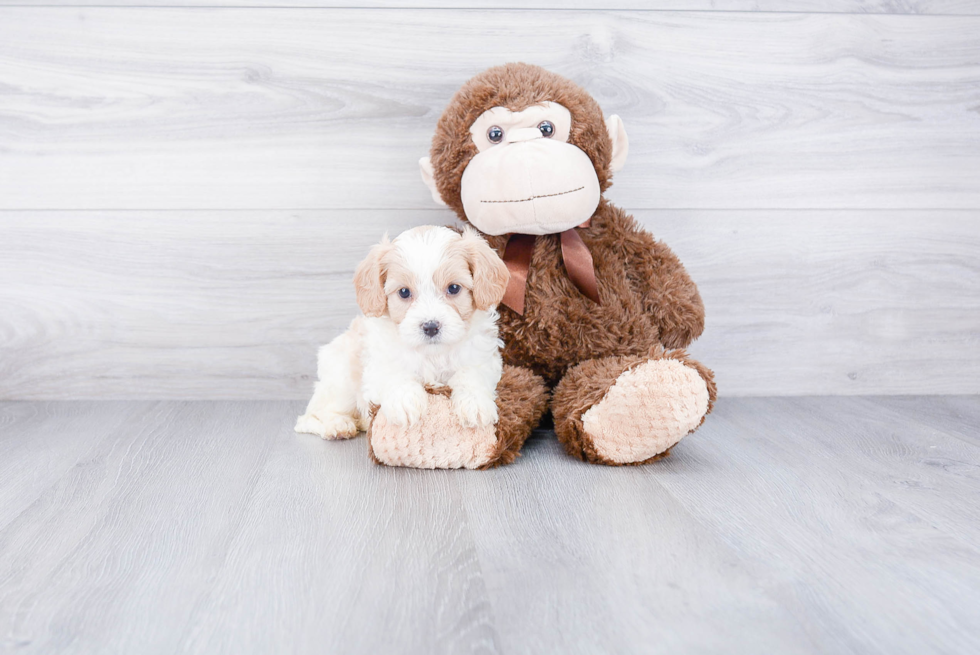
[501,233,536,315]
[560,229,601,305]
[500,227,600,315]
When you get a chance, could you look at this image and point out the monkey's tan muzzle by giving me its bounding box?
[459,138,601,237]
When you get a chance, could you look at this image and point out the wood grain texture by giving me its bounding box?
[2,209,977,399]
[1,9,979,210]
[460,396,980,654]
[648,396,980,654]
[2,1,978,13]
[0,401,500,654]
[2,397,979,653]
[0,401,146,531]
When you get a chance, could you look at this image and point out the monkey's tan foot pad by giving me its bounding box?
[368,365,549,470]
[554,354,712,465]
[581,358,709,464]
[369,390,497,469]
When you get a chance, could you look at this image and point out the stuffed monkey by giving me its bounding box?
[414,63,717,466]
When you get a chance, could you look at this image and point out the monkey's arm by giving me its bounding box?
[614,212,705,350]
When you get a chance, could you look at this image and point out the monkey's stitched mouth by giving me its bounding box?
[480,186,584,204]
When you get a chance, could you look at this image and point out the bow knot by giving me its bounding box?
[500,222,600,315]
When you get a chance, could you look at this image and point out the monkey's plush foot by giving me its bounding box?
[294,412,360,440]
[552,350,716,465]
[369,365,548,469]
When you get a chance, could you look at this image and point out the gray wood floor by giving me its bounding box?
[2,397,979,654]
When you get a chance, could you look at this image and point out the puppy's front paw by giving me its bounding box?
[451,388,498,428]
[295,412,359,440]
[295,413,327,438]
[382,385,429,426]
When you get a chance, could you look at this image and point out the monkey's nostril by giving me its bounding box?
[422,321,441,338]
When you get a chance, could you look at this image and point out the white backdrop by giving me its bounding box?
[1,3,978,399]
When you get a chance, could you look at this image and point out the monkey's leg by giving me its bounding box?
[479,365,550,469]
[551,348,716,465]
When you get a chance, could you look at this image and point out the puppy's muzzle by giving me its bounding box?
[421,321,441,338]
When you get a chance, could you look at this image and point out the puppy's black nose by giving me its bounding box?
[422,321,441,338]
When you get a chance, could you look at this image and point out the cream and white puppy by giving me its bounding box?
[295,226,510,439]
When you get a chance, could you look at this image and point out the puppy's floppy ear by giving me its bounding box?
[461,227,510,310]
[353,234,392,317]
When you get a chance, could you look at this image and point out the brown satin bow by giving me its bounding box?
[500,220,600,315]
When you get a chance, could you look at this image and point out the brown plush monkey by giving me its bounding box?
[414,63,717,466]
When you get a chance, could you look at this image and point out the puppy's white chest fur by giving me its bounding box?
[361,309,502,394]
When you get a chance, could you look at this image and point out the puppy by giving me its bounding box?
[295,226,511,439]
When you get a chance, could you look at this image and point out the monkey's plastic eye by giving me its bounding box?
[447,284,461,295]
[487,126,504,143]
[398,288,411,299]
[538,121,555,138]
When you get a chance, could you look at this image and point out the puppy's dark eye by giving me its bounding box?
[538,121,555,138]
[398,287,411,299]
[487,126,504,143]
[447,284,461,295]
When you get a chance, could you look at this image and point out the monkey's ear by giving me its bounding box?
[606,115,629,173]
[419,157,448,206]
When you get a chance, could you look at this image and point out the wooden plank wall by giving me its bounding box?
[1,4,978,399]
